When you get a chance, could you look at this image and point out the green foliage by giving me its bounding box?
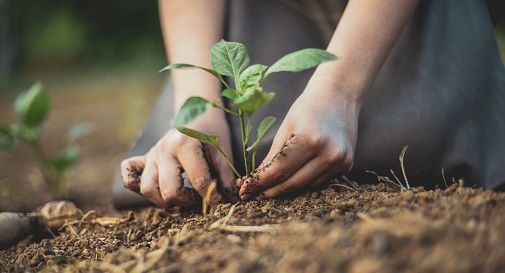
[160,63,220,78]
[161,40,337,177]
[0,126,14,150]
[265,48,337,77]
[14,82,50,128]
[247,116,277,152]
[221,89,240,100]
[176,127,220,148]
[0,83,87,199]
[51,146,80,172]
[171,97,213,128]
[238,64,268,93]
[210,40,250,79]
[233,89,275,113]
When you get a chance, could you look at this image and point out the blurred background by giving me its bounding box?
[0,1,504,212]
[0,0,165,212]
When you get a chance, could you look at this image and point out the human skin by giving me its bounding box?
[237,0,420,200]
[121,0,234,207]
[121,0,420,206]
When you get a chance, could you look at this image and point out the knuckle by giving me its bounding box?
[306,134,327,148]
[327,148,347,163]
[191,177,208,192]
[140,182,157,197]
[262,166,288,182]
[161,189,178,202]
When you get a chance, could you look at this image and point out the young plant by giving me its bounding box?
[0,83,90,199]
[161,40,337,178]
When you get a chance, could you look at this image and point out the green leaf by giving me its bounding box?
[66,122,93,143]
[238,64,267,93]
[265,48,337,77]
[51,145,80,172]
[176,127,220,148]
[210,40,250,79]
[233,89,275,113]
[159,63,220,78]
[221,88,240,100]
[0,125,14,150]
[14,82,50,128]
[247,116,276,152]
[171,97,213,127]
[10,123,40,142]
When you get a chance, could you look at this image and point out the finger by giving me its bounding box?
[157,154,199,206]
[257,157,334,199]
[121,155,146,193]
[139,155,166,207]
[235,123,290,190]
[239,133,315,200]
[177,142,223,205]
[259,121,291,167]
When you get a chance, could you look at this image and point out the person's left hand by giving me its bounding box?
[236,82,361,200]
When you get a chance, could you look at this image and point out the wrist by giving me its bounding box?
[305,59,373,106]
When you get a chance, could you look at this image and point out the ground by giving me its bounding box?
[0,24,504,273]
[1,182,504,273]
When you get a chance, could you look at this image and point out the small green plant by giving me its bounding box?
[161,40,337,177]
[0,83,90,199]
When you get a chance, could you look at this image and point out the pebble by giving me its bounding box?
[226,234,242,244]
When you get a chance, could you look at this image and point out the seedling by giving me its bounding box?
[0,83,90,199]
[161,40,337,177]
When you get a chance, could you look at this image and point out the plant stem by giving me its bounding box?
[239,111,249,176]
[216,147,240,178]
[211,102,239,116]
[251,147,257,171]
[30,140,65,198]
[217,75,231,89]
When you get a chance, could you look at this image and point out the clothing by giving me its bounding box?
[112,0,505,209]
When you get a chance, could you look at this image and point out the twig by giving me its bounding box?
[399,145,411,189]
[366,170,404,191]
[341,175,359,190]
[202,181,217,217]
[330,183,358,193]
[209,203,239,229]
[390,169,406,190]
[441,168,448,188]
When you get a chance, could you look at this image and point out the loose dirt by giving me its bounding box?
[1,182,504,273]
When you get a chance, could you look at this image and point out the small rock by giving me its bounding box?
[226,234,241,244]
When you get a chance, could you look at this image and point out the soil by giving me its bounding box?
[1,182,504,273]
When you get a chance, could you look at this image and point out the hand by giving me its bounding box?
[237,84,360,200]
[121,109,236,207]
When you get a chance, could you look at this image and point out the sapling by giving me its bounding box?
[0,83,90,199]
[161,40,337,178]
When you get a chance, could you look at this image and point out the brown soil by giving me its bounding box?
[1,182,504,273]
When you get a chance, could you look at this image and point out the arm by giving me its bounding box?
[311,0,419,103]
[122,1,236,208]
[238,0,420,200]
[159,0,225,110]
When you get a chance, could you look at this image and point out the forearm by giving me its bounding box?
[308,0,419,103]
[158,0,225,111]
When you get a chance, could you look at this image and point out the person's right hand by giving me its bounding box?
[121,109,236,208]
